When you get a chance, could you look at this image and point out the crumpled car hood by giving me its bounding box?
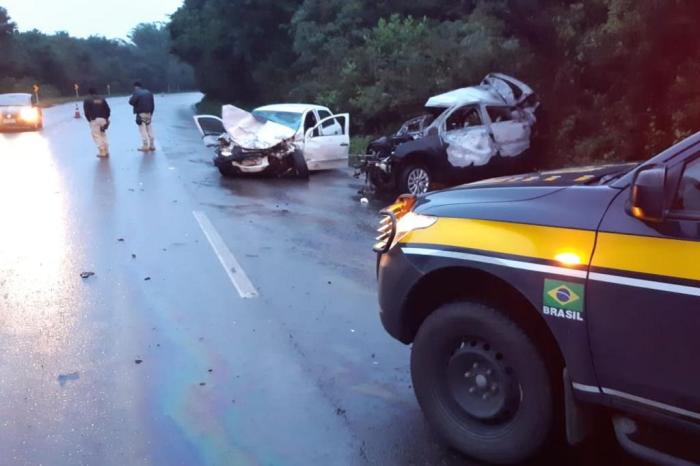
[222,105,296,150]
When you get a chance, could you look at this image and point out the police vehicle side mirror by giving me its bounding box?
[629,166,667,223]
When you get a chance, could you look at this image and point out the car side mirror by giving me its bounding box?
[426,126,438,136]
[305,128,314,139]
[629,166,667,222]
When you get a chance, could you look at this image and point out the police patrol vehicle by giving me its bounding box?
[374,133,700,464]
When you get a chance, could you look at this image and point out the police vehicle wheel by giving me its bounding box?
[217,164,238,177]
[292,149,309,179]
[400,164,431,195]
[411,301,553,464]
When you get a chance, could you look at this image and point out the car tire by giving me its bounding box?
[411,301,553,465]
[399,164,431,195]
[217,163,238,177]
[292,149,309,179]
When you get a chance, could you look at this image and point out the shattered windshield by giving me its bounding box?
[252,110,303,131]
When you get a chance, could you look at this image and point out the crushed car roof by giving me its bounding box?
[425,87,503,108]
[425,73,535,109]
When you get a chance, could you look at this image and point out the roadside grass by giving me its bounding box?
[349,135,374,168]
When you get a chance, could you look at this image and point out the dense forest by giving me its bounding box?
[169,0,700,167]
[0,7,194,99]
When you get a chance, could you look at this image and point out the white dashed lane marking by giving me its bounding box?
[193,210,259,299]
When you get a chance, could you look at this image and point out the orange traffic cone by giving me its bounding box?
[74,104,81,119]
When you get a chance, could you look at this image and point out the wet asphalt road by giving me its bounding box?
[0,93,636,466]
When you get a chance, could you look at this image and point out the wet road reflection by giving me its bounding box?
[0,131,93,465]
[0,131,77,350]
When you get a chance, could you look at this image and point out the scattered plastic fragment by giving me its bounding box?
[58,372,80,386]
[360,197,369,204]
[80,272,95,279]
[144,277,151,281]
[135,359,143,365]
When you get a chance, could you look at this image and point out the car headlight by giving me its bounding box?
[394,212,437,244]
[19,107,39,123]
[375,195,436,252]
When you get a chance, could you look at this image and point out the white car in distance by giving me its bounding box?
[195,103,350,177]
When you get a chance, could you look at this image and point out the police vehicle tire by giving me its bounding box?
[411,301,553,465]
[217,164,238,177]
[399,164,431,195]
[292,149,309,179]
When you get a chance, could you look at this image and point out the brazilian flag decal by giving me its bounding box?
[543,279,584,313]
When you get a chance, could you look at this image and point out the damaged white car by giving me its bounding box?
[359,73,539,195]
[194,104,349,178]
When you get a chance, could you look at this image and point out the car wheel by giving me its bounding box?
[411,301,553,465]
[292,149,309,179]
[217,163,238,177]
[400,164,431,195]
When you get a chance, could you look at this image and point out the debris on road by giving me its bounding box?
[57,372,80,386]
[135,359,143,365]
[80,271,95,279]
[117,238,125,242]
[144,277,151,281]
[360,197,369,204]
[132,253,136,259]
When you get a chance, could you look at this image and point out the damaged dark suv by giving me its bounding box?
[359,73,539,195]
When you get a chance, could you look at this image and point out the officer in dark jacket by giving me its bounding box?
[83,88,111,158]
[128,81,156,151]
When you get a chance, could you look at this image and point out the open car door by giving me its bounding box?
[303,114,350,171]
[193,115,227,147]
[485,106,532,157]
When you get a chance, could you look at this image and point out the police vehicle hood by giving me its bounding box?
[414,163,637,230]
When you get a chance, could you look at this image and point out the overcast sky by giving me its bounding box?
[1,0,184,39]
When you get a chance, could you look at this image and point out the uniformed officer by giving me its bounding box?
[128,81,156,152]
[83,88,111,158]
